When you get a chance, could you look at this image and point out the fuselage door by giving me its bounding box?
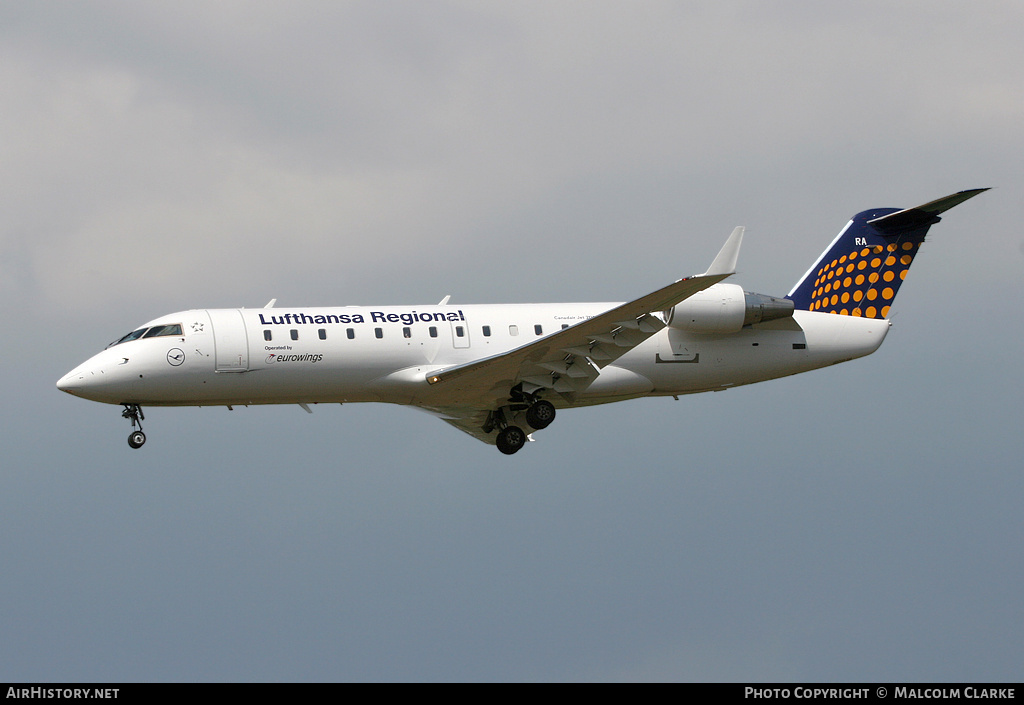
[451,321,470,349]
[207,309,250,372]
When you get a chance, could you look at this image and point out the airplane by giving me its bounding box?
[57,189,987,455]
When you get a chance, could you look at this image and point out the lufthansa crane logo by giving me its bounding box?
[166,348,185,366]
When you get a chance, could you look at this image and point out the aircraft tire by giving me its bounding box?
[525,400,556,430]
[496,426,527,455]
[128,431,146,449]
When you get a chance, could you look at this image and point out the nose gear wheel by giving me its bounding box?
[122,404,146,449]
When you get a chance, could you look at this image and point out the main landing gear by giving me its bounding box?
[122,404,146,449]
[496,425,527,455]
[525,399,555,430]
[491,389,558,455]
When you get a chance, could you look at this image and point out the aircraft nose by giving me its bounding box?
[57,352,139,403]
[57,368,90,396]
[57,363,115,399]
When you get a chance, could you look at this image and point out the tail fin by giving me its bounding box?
[787,189,988,318]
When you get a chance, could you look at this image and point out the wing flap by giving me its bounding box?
[537,359,598,378]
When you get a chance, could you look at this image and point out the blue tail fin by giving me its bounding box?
[787,189,988,319]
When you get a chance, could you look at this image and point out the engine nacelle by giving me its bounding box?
[666,283,794,334]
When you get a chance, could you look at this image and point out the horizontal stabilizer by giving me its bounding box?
[867,188,989,235]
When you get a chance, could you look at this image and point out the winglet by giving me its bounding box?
[702,226,744,276]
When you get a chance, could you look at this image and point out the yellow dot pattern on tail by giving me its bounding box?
[807,241,918,318]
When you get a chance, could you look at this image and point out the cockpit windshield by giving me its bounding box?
[107,324,183,348]
[143,324,183,338]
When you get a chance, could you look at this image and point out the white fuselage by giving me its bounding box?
[57,287,889,411]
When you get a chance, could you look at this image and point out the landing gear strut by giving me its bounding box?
[122,404,146,449]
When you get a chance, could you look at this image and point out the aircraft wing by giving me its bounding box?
[419,228,744,430]
[436,410,506,446]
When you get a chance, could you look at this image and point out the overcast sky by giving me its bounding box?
[3,1,1023,682]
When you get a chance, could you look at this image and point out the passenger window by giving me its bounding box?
[429,326,438,338]
[509,325,519,336]
[346,328,355,340]
[534,325,543,336]
[264,330,273,341]
[290,329,299,341]
[318,329,327,340]
[375,328,383,339]
[482,326,491,337]
[403,327,411,338]
[561,324,569,330]
[455,326,464,337]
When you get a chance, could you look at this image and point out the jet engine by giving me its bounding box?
[665,283,794,334]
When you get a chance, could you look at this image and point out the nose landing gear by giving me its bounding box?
[122,404,146,449]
